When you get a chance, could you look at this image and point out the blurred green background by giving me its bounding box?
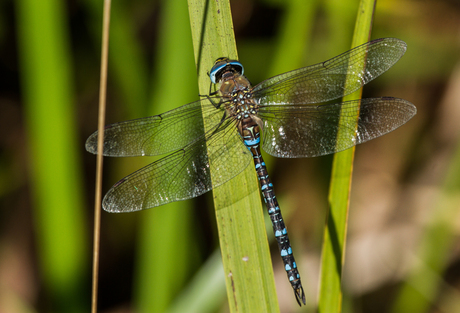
[2,0,460,312]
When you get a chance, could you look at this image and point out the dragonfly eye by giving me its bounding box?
[209,58,244,84]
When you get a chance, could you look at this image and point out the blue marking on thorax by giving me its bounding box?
[281,249,288,256]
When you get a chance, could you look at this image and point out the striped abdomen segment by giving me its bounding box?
[240,118,306,306]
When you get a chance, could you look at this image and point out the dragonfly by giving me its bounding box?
[86,38,416,306]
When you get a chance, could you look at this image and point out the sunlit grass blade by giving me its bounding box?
[187,0,279,311]
[318,1,376,312]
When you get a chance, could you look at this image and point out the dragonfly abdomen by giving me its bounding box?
[240,117,306,305]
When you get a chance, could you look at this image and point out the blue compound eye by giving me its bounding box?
[209,58,244,84]
[209,62,227,84]
[229,61,244,76]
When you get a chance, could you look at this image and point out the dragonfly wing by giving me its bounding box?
[258,98,416,158]
[252,38,407,105]
[205,118,255,186]
[102,118,253,212]
[85,96,225,157]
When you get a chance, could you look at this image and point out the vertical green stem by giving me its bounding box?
[318,1,376,312]
[187,1,279,311]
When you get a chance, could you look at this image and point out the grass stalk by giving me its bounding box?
[187,0,279,311]
[318,1,376,312]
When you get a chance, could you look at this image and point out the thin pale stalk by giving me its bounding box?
[91,1,111,312]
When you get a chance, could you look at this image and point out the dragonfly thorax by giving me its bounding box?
[232,90,258,120]
[219,75,258,121]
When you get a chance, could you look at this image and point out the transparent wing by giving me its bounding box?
[101,118,254,212]
[85,96,225,157]
[258,97,416,158]
[252,38,407,105]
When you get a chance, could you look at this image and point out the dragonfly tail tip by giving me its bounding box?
[294,286,306,306]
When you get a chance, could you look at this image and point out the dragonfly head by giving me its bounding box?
[209,57,244,84]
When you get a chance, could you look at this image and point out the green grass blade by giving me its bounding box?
[16,0,87,310]
[187,1,279,311]
[318,1,376,312]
